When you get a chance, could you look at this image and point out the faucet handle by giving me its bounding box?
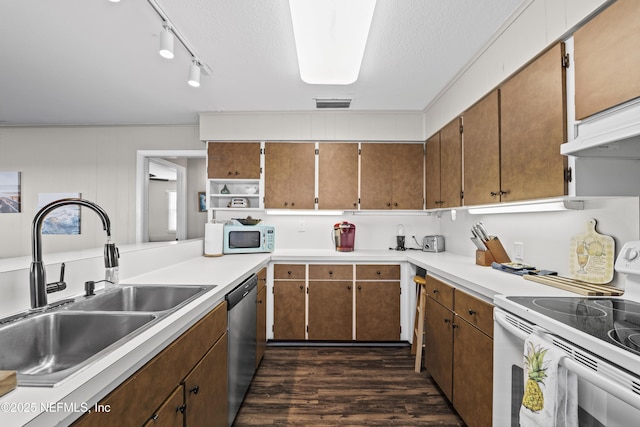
[46,263,67,294]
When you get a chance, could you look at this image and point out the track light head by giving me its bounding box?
[188,60,201,87]
[159,24,174,59]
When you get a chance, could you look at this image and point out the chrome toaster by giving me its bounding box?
[423,235,445,252]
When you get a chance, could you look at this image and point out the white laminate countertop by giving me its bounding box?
[0,248,578,426]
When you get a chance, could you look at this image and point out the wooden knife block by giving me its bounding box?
[476,237,511,266]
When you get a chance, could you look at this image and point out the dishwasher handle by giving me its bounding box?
[225,274,258,310]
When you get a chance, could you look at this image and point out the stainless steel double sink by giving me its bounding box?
[0,285,215,386]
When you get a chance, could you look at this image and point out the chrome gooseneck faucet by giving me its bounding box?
[30,198,119,309]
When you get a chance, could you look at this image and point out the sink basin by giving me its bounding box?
[0,311,156,386]
[66,285,214,312]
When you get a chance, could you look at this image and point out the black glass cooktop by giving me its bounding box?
[507,297,640,356]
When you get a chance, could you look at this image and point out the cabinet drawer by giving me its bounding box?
[273,264,306,280]
[454,290,493,338]
[356,264,400,281]
[426,275,454,310]
[309,264,353,280]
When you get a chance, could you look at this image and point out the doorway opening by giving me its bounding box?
[136,150,207,243]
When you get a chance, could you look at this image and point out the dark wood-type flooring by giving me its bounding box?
[233,345,465,426]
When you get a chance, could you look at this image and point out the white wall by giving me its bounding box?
[199,111,424,142]
[423,0,611,137]
[0,125,203,258]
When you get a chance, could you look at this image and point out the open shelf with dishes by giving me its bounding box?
[208,179,262,210]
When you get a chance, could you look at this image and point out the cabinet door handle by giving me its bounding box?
[499,190,508,196]
[394,202,398,207]
[176,404,186,413]
[357,285,362,290]
[257,299,263,304]
[291,202,295,207]
[227,171,233,176]
[299,285,304,290]
[284,202,288,207]
[468,309,477,316]
[287,271,292,275]
[490,191,498,197]
[444,318,450,324]
[190,385,200,395]
[234,171,239,176]
[347,285,352,290]
[432,289,439,294]
[452,323,459,329]
[386,202,392,207]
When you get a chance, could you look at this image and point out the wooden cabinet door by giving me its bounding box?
[355,281,400,341]
[392,143,424,209]
[360,143,393,209]
[256,285,266,368]
[425,296,454,400]
[308,281,353,340]
[463,90,501,206]
[500,42,567,202]
[273,281,306,340]
[207,142,260,179]
[453,317,493,427]
[440,118,462,208]
[143,386,184,427]
[425,133,441,209]
[264,143,315,209]
[184,334,228,427]
[318,143,359,210]
[574,0,640,120]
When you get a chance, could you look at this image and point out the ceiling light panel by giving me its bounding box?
[289,0,377,85]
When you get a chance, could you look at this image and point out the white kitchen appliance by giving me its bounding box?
[493,240,640,426]
[223,224,275,254]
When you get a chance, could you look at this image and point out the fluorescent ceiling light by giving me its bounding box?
[467,199,585,215]
[289,0,377,85]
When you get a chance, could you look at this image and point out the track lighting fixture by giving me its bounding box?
[159,23,174,59]
[188,60,201,87]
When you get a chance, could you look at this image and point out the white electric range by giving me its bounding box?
[493,240,640,426]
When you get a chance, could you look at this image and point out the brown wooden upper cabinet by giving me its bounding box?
[318,143,359,210]
[499,42,567,202]
[574,0,640,120]
[462,90,501,206]
[425,118,462,209]
[264,142,315,209]
[207,142,261,179]
[360,143,424,210]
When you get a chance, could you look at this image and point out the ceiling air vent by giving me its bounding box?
[315,98,352,109]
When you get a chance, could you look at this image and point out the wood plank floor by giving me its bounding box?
[233,345,465,426]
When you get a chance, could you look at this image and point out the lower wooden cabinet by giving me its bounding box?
[272,263,402,342]
[355,281,400,341]
[423,275,493,427]
[425,295,454,400]
[273,280,306,340]
[72,301,228,427]
[308,281,353,340]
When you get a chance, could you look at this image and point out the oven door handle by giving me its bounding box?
[495,310,640,411]
[559,357,640,411]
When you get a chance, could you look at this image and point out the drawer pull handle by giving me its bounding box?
[329,271,333,276]
[190,385,200,395]
[287,271,292,275]
[468,309,477,316]
[432,289,439,294]
[376,271,381,275]
[347,285,352,290]
[299,285,304,290]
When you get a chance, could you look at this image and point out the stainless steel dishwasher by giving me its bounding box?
[225,273,258,426]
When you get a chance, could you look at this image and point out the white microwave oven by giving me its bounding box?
[223,224,275,254]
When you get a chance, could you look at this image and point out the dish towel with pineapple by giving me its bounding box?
[519,333,578,427]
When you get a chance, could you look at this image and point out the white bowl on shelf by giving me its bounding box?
[244,185,258,194]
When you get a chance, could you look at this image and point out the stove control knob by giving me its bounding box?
[623,247,639,262]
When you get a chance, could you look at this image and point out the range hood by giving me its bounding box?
[561,98,640,158]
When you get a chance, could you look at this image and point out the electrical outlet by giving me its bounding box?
[297,220,306,232]
[514,242,524,261]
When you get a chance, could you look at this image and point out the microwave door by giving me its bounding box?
[229,230,261,249]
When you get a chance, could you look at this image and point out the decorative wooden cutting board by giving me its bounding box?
[523,274,623,296]
[569,219,615,284]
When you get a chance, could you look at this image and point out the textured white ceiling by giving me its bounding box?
[0,0,525,126]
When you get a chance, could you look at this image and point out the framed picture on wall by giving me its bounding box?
[198,192,206,212]
[38,192,82,234]
[0,171,21,213]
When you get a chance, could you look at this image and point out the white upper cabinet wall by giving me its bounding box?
[199,111,424,142]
